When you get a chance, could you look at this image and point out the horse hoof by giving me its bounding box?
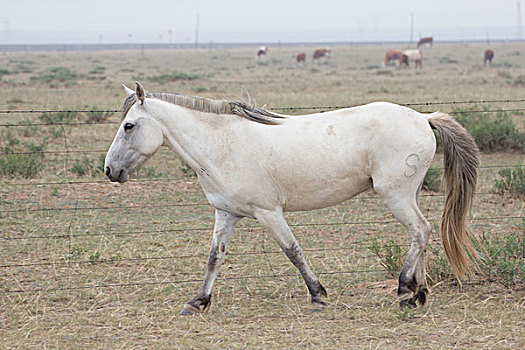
[309,307,325,313]
[399,298,417,310]
[179,304,200,315]
[309,301,327,313]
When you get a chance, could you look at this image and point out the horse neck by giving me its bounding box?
[149,99,227,170]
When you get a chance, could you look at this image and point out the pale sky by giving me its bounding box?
[1,0,523,44]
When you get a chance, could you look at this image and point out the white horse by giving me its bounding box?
[402,49,423,69]
[105,82,480,314]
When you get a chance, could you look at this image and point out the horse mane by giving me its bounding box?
[121,91,285,125]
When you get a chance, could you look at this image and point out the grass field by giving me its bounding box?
[0,42,524,349]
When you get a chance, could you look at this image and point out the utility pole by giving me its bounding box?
[410,12,414,44]
[518,1,523,40]
[195,13,200,48]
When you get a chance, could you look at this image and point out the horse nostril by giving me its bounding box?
[105,166,111,177]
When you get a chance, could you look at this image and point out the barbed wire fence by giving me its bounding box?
[0,98,523,296]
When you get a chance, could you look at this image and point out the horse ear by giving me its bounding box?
[135,81,145,105]
[122,84,134,96]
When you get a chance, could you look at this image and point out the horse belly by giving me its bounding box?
[282,174,372,212]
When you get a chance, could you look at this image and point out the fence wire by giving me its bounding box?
[1,98,523,297]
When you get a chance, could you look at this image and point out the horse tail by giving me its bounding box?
[427,112,480,279]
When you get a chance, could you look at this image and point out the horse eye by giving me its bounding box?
[124,123,134,131]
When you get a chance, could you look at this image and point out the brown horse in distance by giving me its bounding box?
[417,37,433,48]
[313,48,331,60]
[383,50,405,67]
[296,53,306,63]
[484,49,494,65]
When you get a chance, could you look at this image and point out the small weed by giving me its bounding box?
[369,237,406,278]
[397,306,416,320]
[426,243,455,284]
[66,245,87,260]
[50,186,58,196]
[376,69,393,76]
[89,251,101,264]
[494,168,524,197]
[192,86,207,93]
[179,156,195,177]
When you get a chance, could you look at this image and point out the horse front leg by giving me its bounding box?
[255,208,327,312]
[180,209,241,315]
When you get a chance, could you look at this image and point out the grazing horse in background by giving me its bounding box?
[296,53,306,63]
[106,82,480,314]
[313,48,331,61]
[256,46,267,59]
[484,49,494,65]
[401,49,423,69]
[383,50,405,67]
[417,37,433,48]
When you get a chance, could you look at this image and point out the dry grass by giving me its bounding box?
[1,42,524,349]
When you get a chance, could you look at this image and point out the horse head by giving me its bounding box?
[104,82,164,182]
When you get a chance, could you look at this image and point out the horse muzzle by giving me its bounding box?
[105,166,129,183]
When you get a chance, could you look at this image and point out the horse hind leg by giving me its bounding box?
[374,183,432,309]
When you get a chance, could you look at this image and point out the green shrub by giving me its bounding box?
[97,154,106,175]
[86,107,110,124]
[69,155,94,177]
[497,70,512,80]
[423,166,442,192]
[513,75,525,86]
[147,71,199,84]
[39,111,77,124]
[0,134,46,178]
[371,223,525,288]
[452,106,524,151]
[494,168,525,197]
[479,229,525,287]
[0,69,10,79]
[135,166,167,179]
[30,67,78,86]
[440,57,458,64]
[376,69,393,76]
